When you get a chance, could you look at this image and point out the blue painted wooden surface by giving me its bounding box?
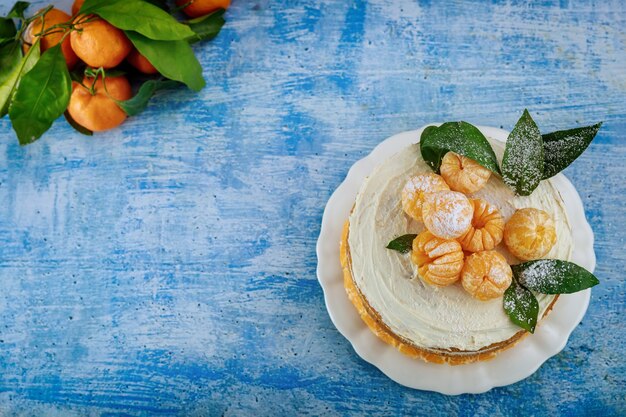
[0,0,625,415]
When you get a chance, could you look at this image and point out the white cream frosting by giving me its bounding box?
[348,139,573,352]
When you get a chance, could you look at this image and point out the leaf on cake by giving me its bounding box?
[541,123,602,179]
[420,121,500,175]
[502,109,544,196]
[503,278,539,333]
[386,234,417,254]
[512,259,599,294]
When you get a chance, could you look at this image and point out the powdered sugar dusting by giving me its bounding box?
[516,259,563,288]
[488,259,512,286]
[543,123,601,178]
[502,111,543,195]
[423,191,473,239]
[544,132,588,156]
[402,174,448,199]
[503,283,530,311]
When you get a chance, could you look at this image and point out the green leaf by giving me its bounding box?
[541,123,602,179]
[0,38,39,118]
[502,109,544,196]
[117,79,179,116]
[80,0,194,41]
[512,259,599,294]
[6,1,30,19]
[419,121,501,175]
[386,234,417,254]
[64,110,93,136]
[126,31,205,92]
[503,278,539,333]
[0,17,16,44]
[0,41,21,116]
[185,9,225,44]
[8,44,71,145]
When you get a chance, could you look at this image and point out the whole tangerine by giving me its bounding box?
[411,230,464,287]
[421,190,474,239]
[70,15,132,68]
[503,208,557,261]
[461,250,512,301]
[401,173,450,222]
[440,151,491,194]
[176,0,231,18]
[127,48,158,74]
[24,8,78,68]
[67,75,132,132]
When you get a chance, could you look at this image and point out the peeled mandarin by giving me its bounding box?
[401,173,450,222]
[461,251,512,300]
[503,208,557,261]
[458,199,505,253]
[422,190,473,239]
[440,151,491,194]
[411,230,464,286]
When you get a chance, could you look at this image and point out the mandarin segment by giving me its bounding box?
[411,230,464,286]
[440,151,492,194]
[461,251,512,300]
[70,16,132,68]
[504,208,557,261]
[401,173,449,222]
[458,199,505,253]
[421,190,473,239]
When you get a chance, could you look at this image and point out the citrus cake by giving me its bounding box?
[340,137,573,365]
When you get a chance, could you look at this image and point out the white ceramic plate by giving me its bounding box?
[316,125,596,395]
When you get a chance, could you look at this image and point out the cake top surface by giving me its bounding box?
[347,139,573,352]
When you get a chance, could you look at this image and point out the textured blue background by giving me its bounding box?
[0,0,625,415]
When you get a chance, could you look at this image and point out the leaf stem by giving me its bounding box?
[16,5,53,40]
[25,11,99,40]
